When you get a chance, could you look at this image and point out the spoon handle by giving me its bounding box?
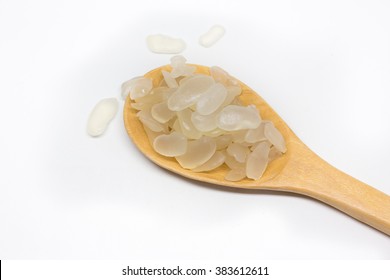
[272,144,390,236]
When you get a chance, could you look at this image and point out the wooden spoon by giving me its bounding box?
[124,64,390,236]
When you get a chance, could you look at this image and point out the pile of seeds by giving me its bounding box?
[123,56,286,181]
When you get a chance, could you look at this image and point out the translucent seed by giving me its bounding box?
[162,70,178,88]
[146,34,186,54]
[137,108,165,132]
[177,109,202,139]
[209,66,238,87]
[143,125,163,146]
[225,168,246,181]
[224,152,245,169]
[191,111,219,132]
[172,119,182,134]
[153,132,187,157]
[121,76,143,100]
[217,105,261,131]
[264,122,287,153]
[245,122,266,143]
[227,143,250,163]
[231,129,248,143]
[151,102,175,123]
[87,98,118,137]
[170,55,196,78]
[215,134,232,150]
[170,55,187,68]
[202,128,225,137]
[123,77,153,100]
[199,25,226,47]
[171,65,197,78]
[222,85,241,107]
[269,146,282,161]
[176,137,216,169]
[227,77,239,86]
[192,151,225,172]
[135,87,174,104]
[210,66,229,85]
[167,75,215,111]
[195,83,227,115]
[250,141,270,151]
[178,75,193,86]
[246,142,270,180]
[131,102,151,111]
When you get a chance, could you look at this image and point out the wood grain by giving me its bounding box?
[123,64,390,235]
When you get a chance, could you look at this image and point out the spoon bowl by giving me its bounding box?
[124,64,390,235]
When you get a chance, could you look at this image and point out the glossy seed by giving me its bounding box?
[176,137,216,169]
[227,143,250,163]
[137,108,165,132]
[122,77,153,100]
[245,122,266,143]
[192,151,226,172]
[153,132,187,157]
[191,111,219,132]
[195,83,227,115]
[246,142,270,180]
[215,134,233,150]
[225,168,246,181]
[177,109,202,139]
[217,105,261,131]
[151,102,175,123]
[87,98,118,137]
[167,75,215,111]
[146,34,186,54]
[162,70,178,88]
[199,25,226,48]
[264,122,287,153]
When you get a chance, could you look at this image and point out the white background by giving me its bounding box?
[0,0,389,259]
